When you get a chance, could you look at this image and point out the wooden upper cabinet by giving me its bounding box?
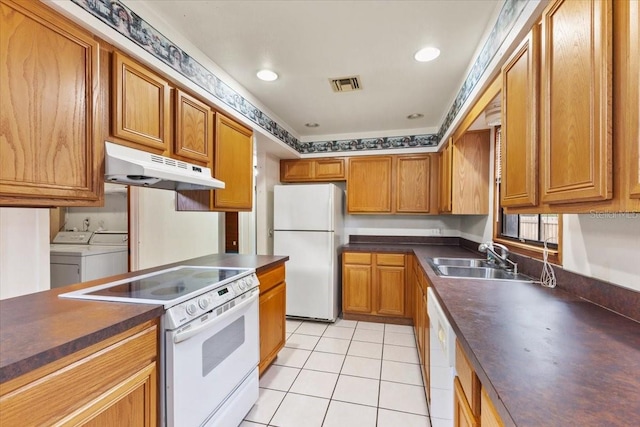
[451,131,490,214]
[281,160,314,181]
[540,0,612,204]
[280,158,345,182]
[0,0,101,207]
[396,155,431,213]
[501,25,540,208]
[112,51,171,153]
[622,0,640,200]
[439,139,453,213]
[213,113,253,211]
[174,89,213,165]
[347,156,393,213]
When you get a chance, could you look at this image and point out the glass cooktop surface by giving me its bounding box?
[59,266,253,307]
[84,267,245,301]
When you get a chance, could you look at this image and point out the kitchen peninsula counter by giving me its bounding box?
[0,253,288,384]
[342,240,640,426]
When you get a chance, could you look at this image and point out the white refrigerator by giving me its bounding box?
[273,183,343,322]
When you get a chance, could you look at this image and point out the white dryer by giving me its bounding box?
[50,231,128,288]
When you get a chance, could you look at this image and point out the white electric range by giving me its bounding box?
[59,265,260,427]
[50,231,129,288]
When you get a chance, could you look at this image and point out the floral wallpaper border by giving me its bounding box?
[71,0,526,154]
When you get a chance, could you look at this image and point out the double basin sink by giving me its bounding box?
[429,257,534,282]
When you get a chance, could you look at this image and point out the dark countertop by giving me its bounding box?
[344,243,640,427]
[0,253,288,384]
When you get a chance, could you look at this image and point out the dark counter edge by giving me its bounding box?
[0,307,164,384]
[341,236,640,427]
[0,253,289,384]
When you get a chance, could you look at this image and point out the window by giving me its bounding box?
[494,127,561,260]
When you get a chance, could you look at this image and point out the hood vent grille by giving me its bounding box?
[329,75,362,92]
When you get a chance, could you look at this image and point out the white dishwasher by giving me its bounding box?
[427,287,456,427]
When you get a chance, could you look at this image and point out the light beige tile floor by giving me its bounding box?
[243,318,431,427]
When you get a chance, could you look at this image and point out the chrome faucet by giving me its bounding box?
[478,241,518,273]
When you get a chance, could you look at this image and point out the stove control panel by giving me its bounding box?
[164,272,259,329]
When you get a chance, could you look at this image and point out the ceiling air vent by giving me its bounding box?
[329,75,362,92]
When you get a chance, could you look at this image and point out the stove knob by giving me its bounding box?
[185,303,198,316]
[238,279,246,290]
[198,297,210,310]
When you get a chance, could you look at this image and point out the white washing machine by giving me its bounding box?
[50,231,129,288]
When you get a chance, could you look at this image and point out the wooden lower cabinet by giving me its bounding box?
[411,256,430,402]
[342,252,409,323]
[0,320,158,426]
[454,340,481,427]
[454,378,479,427]
[258,262,287,375]
[481,388,505,427]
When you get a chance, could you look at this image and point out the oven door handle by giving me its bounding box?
[173,289,258,344]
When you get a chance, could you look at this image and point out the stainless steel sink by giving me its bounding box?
[430,257,493,268]
[433,265,534,282]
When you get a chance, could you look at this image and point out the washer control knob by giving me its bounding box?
[198,297,210,310]
[186,303,198,316]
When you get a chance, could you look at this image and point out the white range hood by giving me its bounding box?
[104,142,224,191]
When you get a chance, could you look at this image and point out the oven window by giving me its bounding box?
[202,316,245,376]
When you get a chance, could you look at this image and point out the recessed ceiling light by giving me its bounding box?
[256,69,278,81]
[407,113,424,120]
[305,123,320,128]
[414,47,441,62]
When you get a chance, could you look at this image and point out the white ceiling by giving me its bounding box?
[140,0,501,140]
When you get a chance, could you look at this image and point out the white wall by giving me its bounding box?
[344,214,462,239]
[563,214,640,292]
[129,187,220,271]
[255,151,281,255]
[65,185,128,232]
[0,208,50,299]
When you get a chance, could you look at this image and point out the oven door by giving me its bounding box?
[165,289,259,427]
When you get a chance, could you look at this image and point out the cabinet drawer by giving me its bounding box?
[258,263,285,294]
[376,253,405,266]
[455,340,481,417]
[343,252,372,265]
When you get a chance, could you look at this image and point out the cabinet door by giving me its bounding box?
[174,89,213,164]
[452,131,490,214]
[481,388,505,427]
[113,52,171,152]
[259,281,286,375]
[454,378,479,427]
[374,253,406,317]
[315,158,345,180]
[541,0,612,204]
[396,155,431,213]
[72,363,157,427]
[0,0,101,206]
[347,156,392,213]
[214,113,253,210]
[281,159,314,182]
[625,1,640,199]
[343,263,372,313]
[439,140,453,213]
[501,25,540,208]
